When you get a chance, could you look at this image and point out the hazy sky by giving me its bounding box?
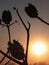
[0,0,49,65]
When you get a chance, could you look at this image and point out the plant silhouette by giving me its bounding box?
[25,3,38,18]
[0,3,49,65]
[2,10,12,24]
[25,3,49,26]
[7,40,25,60]
[13,7,31,65]
[0,10,24,65]
[0,10,12,64]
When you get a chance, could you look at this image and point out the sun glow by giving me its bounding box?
[31,41,47,56]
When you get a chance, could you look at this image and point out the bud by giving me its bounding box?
[2,10,12,24]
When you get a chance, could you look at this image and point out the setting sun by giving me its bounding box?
[31,41,47,56]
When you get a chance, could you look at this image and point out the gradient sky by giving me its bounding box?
[0,0,49,65]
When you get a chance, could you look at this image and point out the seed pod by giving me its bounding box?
[2,10,12,24]
[25,3,38,18]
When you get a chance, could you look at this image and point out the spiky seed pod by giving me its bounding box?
[8,40,25,60]
[25,3,38,18]
[2,10,12,24]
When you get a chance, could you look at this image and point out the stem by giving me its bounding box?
[25,31,29,63]
[37,16,49,25]
[0,50,22,65]
[4,59,11,65]
[16,9,27,30]
[16,9,31,65]
[0,25,11,64]
[7,25,11,42]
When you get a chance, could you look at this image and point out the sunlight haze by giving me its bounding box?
[0,0,49,65]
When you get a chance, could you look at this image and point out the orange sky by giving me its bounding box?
[0,0,49,65]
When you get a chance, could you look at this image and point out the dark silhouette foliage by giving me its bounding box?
[2,10,12,24]
[13,8,31,65]
[0,4,49,65]
[0,9,25,65]
[0,50,22,65]
[7,40,25,60]
[25,3,49,25]
[25,3,38,18]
